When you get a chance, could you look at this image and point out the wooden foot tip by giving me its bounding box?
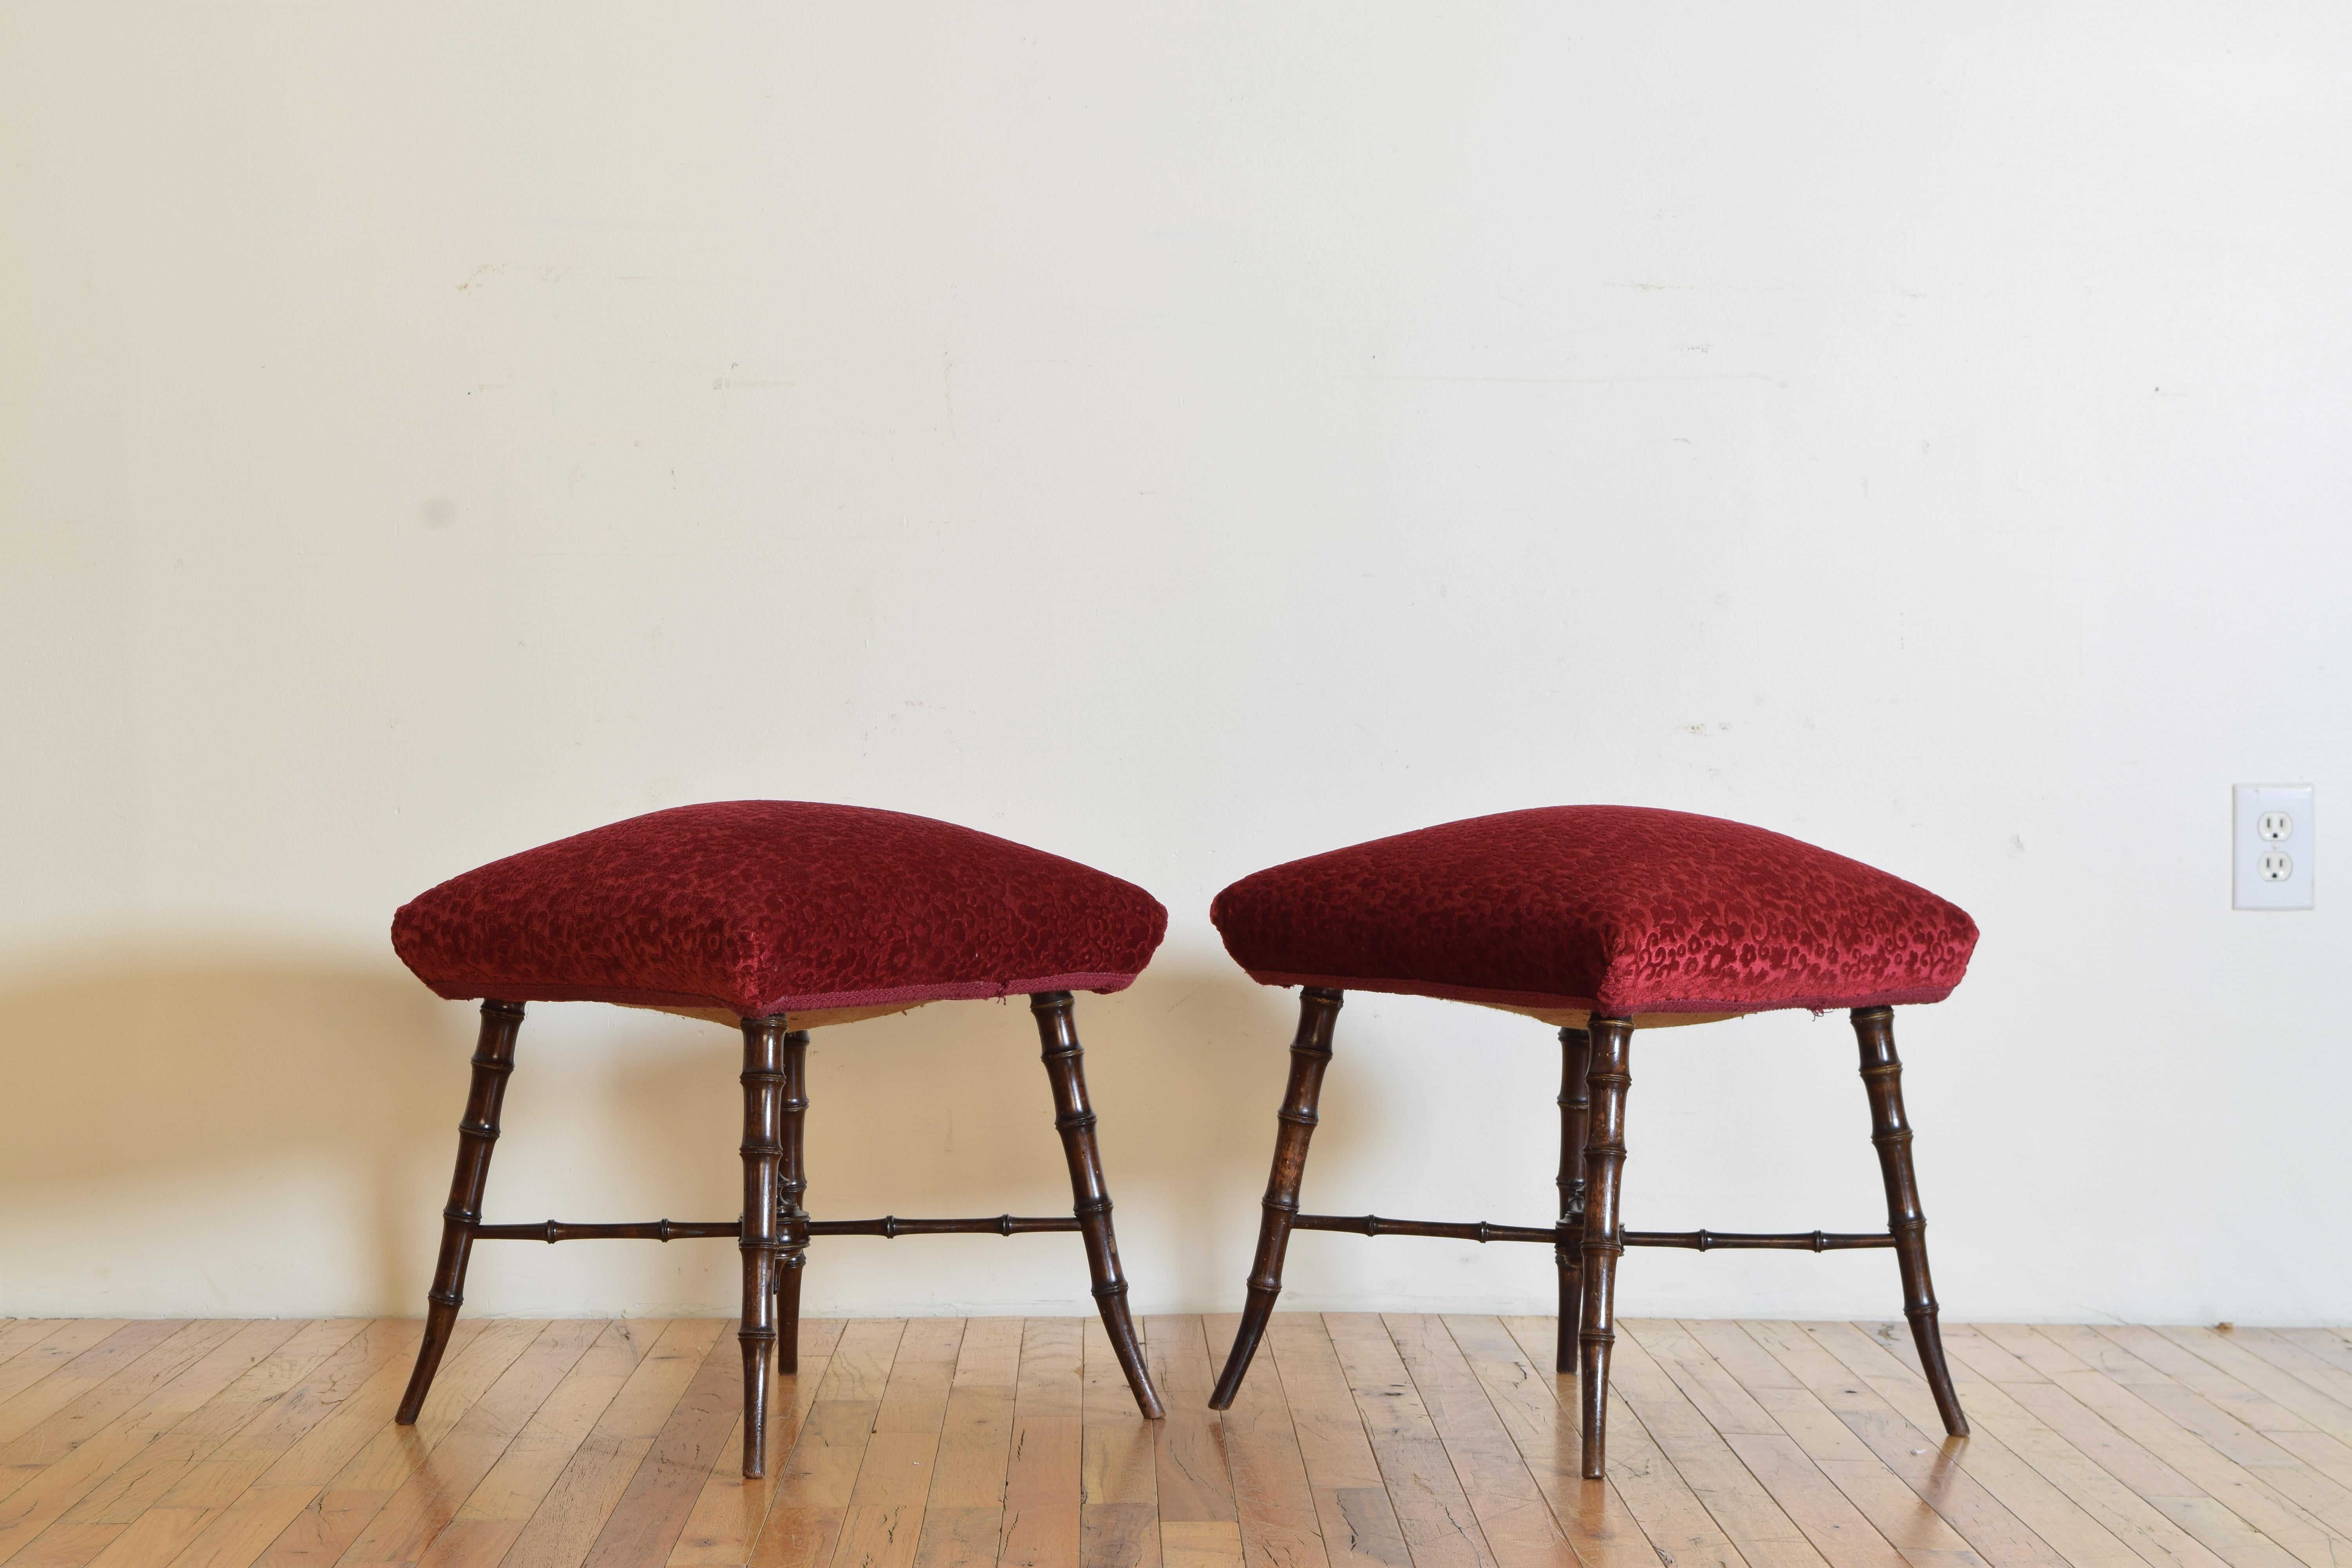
[1207,1365,1245,1409]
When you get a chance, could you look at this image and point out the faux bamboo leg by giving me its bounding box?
[396,1000,525,1425]
[1032,993,1164,1419]
[1556,1022,1593,1374]
[1578,1016,1634,1479]
[739,1015,789,1477]
[773,1030,810,1375]
[1209,987,1344,1410]
[1853,1006,1968,1437]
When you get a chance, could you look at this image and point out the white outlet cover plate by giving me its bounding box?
[2234,784,2315,910]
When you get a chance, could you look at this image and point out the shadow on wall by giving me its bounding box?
[0,950,1331,1317]
[564,965,1334,1315]
[0,953,474,1313]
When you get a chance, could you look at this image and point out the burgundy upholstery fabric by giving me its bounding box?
[393,801,1168,1018]
[1210,806,1976,1017]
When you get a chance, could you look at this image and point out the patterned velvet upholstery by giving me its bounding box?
[394,801,1168,1018]
[1210,806,1976,1018]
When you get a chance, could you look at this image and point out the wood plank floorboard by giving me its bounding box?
[1321,1312,1496,1568]
[1381,1315,1571,1568]
[670,1319,844,1568]
[5,1320,2341,1568]
[1732,1322,2066,1568]
[1259,1314,1409,1568]
[1493,1316,1749,1568]
[1979,1327,2350,1568]
[1200,1313,1316,1568]
[1002,1318,1084,1568]
[1442,1316,1658,1568]
[1081,1318,1158,1568]
[1602,1323,1835,1568]
[1622,1319,1904,1568]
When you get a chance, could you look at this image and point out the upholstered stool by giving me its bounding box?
[1201,805,1976,1477]
[387,800,1169,1477]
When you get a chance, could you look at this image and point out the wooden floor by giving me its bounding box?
[3,1317,2352,1568]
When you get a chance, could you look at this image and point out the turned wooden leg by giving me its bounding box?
[1853,1006,1968,1437]
[773,1029,810,1376]
[1032,992,1164,1421]
[1209,987,1343,1410]
[739,1015,789,1477]
[1556,1022,1592,1374]
[1578,1016,1633,1479]
[396,1000,525,1425]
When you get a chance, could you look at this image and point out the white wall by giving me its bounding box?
[4,3,2347,1327]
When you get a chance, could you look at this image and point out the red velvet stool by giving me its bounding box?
[1201,806,1977,1477]
[388,800,1169,1477]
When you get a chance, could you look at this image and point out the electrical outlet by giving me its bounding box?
[2234,785,2314,910]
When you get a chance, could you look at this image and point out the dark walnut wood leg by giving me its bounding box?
[1577,1016,1634,1479]
[1556,1022,1593,1375]
[773,1029,810,1376]
[1032,992,1165,1420]
[1853,1006,1968,1437]
[739,1015,789,1477]
[396,999,525,1425]
[1209,987,1344,1410]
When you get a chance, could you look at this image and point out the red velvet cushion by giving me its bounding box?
[1210,806,1976,1017]
[392,802,1168,1018]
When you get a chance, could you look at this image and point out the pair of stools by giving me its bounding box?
[388,800,1976,1481]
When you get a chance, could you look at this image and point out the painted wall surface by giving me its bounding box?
[3,4,2347,1325]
